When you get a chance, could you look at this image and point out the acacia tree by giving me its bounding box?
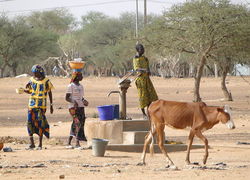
[0,14,11,76]
[24,9,77,75]
[77,12,139,76]
[214,4,250,101]
[26,9,76,35]
[0,15,59,77]
[58,33,79,59]
[143,0,250,102]
[80,11,107,27]
[0,15,34,77]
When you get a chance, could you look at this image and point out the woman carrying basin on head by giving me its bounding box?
[65,60,89,149]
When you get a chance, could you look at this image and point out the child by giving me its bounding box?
[65,70,88,149]
[24,65,54,150]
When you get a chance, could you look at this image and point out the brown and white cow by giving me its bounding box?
[138,100,235,167]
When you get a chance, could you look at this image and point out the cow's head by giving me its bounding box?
[217,105,235,129]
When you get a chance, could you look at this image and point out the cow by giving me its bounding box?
[138,99,235,168]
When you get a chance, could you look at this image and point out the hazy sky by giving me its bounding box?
[0,0,249,19]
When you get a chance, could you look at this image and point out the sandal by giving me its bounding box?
[65,145,74,149]
[36,147,42,150]
[75,145,81,149]
[25,145,35,150]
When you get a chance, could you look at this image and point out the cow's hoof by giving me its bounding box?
[166,164,178,170]
[203,156,208,164]
[185,162,199,167]
[192,162,199,165]
[136,162,146,166]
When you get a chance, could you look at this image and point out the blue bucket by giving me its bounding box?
[97,105,114,120]
[113,104,119,119]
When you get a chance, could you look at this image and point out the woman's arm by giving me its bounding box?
[48,91,53,114]
[24,82,32,94]
[66,93,78,108]
[65,93,72,103]
[145,57,151,75]
[23,89,31,94]
[82,97,89,106]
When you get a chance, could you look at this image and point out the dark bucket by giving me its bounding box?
[97,105,114,120]
[113,104,119,119]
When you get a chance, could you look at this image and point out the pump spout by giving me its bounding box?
[107,77,132,119]
[107,90,121,97]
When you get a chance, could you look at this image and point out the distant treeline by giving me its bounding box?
[1,0,250,101]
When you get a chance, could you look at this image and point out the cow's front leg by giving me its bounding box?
[156,126,176,169]
[186,129,195,165]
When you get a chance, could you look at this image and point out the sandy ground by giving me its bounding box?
[0,76,250,179]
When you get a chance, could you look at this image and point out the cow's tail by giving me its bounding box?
[147,107,155,157]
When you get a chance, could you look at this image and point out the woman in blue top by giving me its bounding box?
[24,65,54,150]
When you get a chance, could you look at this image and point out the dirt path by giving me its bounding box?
[1,76,250,179]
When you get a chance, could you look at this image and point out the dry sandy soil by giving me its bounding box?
[0,76,250,179]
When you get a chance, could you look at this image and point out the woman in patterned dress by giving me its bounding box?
[24,65,54,150]
[65,70,89,148]
[133,44,158,119]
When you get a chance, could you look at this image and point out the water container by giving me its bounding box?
[113,104,119,119]
[92,138,109,157]
[97,105,114,120]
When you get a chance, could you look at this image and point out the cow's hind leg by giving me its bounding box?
[195,130,209,164]
[137,129,155,166]
[156,124,175,168]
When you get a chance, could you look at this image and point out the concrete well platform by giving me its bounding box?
[85,119,149,146]
[85,119,204,153]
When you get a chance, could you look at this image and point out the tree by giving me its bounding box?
[143,0,250,101]
[58,33,79,60]
[206,2,250,101]
[26,9,76,35]
[78,13,136,76]
[0,14,59,77]
[80,11,107,27]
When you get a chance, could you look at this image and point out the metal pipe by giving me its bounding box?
[144,0,147,26]
[135,0,139,39]
[107,90,120,97]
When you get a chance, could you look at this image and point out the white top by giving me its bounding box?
[66,82,84,108]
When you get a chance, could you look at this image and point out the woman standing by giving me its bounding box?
[24,65,54,150]
[65,70,88,148]
[133,44,158,119]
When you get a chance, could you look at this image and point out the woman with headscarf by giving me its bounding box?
[133,44,158,119]
[65,70,89,149]
[24,64,54,150]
